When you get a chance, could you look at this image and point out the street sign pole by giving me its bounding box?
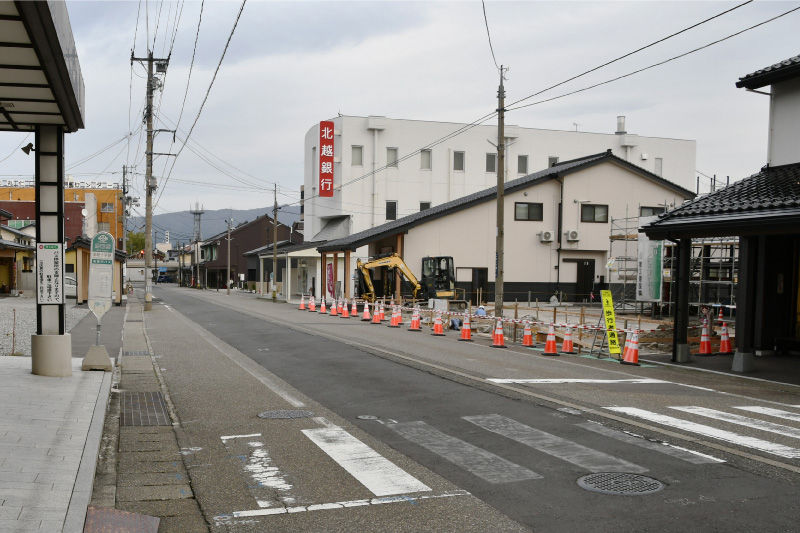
[82,232,114,371]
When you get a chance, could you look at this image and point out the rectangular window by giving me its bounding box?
[453,151,465,171]
[581,204,609,223]
[518,155,528,174]
[387,147,398,168]
[548,156,559,167]
[352,146,363,166]
[420,202,431,211]
[386,201,397,221]
[65,263,74,273]
[101,202,114,213]
[640,206,666,217]
[98,222,111,232]
[486,153,497,173]
[654,157,663,177]
[420,149,432,170]
[514,202,543,221]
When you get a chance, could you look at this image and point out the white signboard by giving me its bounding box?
[36,243,63,304]
[637,216,663,302]
[88,232,115,321]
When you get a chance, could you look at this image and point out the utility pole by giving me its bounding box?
[226,218,232,295]
[131,50,169,311]
[272,185,278,302]
[495,66,507,319]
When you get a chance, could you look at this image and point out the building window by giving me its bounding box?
[101,202,114,213]
[352,146,363,166]
[386,201,397,220]
[387,147,398,168]
[640,206,665,217]
[654,157,663,177]
[518,155,528,174]
[98,222,111,232]
[65,263,74,273]
[420,149,432,170]
[514,202,543,221]
[453,151,465,171]
[486,153,497,173]
[548,156,559,167]
[581,204,609,223]
[420,202,431,211]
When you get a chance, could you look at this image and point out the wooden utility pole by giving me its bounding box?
[272,185,278,302]
[495,66,507,319]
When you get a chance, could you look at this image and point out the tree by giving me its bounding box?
[126,231,145,256]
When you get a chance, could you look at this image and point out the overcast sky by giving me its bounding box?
[0,1,797,217]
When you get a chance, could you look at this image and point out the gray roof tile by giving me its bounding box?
[736,53,800,89]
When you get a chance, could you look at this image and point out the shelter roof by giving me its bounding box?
[736,53,800,90]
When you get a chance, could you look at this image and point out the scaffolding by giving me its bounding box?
[608,215,640,311]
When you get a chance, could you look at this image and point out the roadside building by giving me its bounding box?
[642,53,800,373]
[0,207,34,295]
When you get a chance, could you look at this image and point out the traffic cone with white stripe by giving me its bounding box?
[351,300,358,317]
[717,308,724,323]
[431,311,446,336]
[299,295,306,311]
[543,325,559,356]
[459,314,473,342]
[621,333,640,365]
[491,319,507,348]
[697,323,714,356]
[329,298,338,316]
[379,302,386,322]
[309,296,316,312]
[340,299,350,318]
[337,299,344,315]
[388,306,401,328]
[408,308,422,331]
[319,297,327,314]
[361,301,372,321]
[371,303,382,324]
[522,321,533,347]
[560,325,576,354]
[716,324,734,355]
[621,334,631,360]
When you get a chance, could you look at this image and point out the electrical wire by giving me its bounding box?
[0,133,31,164]
[174,0,203,136]
[481,0,500,72]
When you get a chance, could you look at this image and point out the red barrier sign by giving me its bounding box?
[319,120,334,197]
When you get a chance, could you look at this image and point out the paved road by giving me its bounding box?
[152,286,800,531]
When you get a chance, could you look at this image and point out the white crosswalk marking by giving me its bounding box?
[464,414,647,473]
[389,421,542,484]
[577,422,724,464]
[607,407,800,459]
[669,406,800,440]
[302,426,431,496]
[488,378,668,384]
[734,406,800,423]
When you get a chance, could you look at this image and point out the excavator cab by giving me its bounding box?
[420,256,456,299]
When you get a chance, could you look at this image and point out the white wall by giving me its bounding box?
[769,77,800,167]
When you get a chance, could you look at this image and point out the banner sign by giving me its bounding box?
[88,232,114,321]
[637,216,663,302]
[327,262,334,297]
[36,243,63,304]
[319,120,335,197]
[600,289,621,355]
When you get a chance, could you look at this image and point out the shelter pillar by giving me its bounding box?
[333,253,338,298]
[672,238,691,363]
[320,253,326,300]
[733,236,757,372]
[32,125,71,377]
[395,234,402,300]
[344,251,351,299]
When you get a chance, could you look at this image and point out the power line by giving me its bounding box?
[174,0,203,136]
[481,0,500,72]
[507,0,754,109]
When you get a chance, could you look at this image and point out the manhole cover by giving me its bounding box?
[577,473,665,495]
[257,410,315,419]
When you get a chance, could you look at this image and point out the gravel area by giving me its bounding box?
[0,296,90,356]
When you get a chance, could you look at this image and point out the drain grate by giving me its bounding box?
[84,506,159,533]
[577,473,664,496]
[123,350,149,356]
[121,392,170,426]
[126,319,143,323]
[257,410,315,419]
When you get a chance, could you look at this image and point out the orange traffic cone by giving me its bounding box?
[351,300,358,317]
[560,325,576,354]
[621,334,631,361]
[543,325,559,356]
[716,324,734,355]
[522,321,533,347]
[319,298,327,314]
[408,308,422,331]
[338,299,344,315]
[309,296,316,312]
[340,299,350,318]
[379,302,386,322]
[459,314,473,342]
[697,323,714,356]
[431,312,446,336]
[388,306,401,328]
[621,333,640,365]
[371,303,382,324]
[361,302,372,321]
[717,308,724,323]
[330,299,338,316]
[491,319,507,348]
[299,295,306,311]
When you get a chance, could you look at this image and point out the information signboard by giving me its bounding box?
[88,232,114,321]
[600,289,622,355]
[36,243,63,304]
[637,216,663,302]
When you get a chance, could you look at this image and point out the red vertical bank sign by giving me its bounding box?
[319,120,334,197]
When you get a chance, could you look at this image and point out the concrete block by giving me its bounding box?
[732,351,755,372]
[31,334,72,377]
[82,345,113,371]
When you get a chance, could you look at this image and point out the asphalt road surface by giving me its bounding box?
[153,287,800,532]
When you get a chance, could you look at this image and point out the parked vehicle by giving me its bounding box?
[157,275,174,283]
[64,276,77,298]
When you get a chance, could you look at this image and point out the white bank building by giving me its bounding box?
[303,114,696,241]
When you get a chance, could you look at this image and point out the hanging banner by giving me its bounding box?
[319,120,335,197]
[637,216,663,302]
[326,262,334,297]
[600,289,621,355]
[36,243,63,304]
[88,232,114,321]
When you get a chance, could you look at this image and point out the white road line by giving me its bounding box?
[464,414,647,473]
[488,378,668,384]
[389,421,541,484]
[302,426,431,496]
[214,490,471,523]
[220,435,295,509]
[221,433,262,441]
[669,406,800,440]
[577,422,724,464]
[607,407,800,459]
[735,406,800,423]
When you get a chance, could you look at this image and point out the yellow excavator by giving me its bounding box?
[356,253,463,303]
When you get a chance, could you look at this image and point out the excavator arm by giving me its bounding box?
[356,253,424,303]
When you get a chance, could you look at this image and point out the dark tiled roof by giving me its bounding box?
[319,151,693,252]
[736,53,800,89]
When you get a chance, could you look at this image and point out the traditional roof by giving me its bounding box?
[642,162,800,239]
[246,240,324,257]
[318,151,694,252]
[736,53,800,90]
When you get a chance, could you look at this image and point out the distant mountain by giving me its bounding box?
[128,205,302,245]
